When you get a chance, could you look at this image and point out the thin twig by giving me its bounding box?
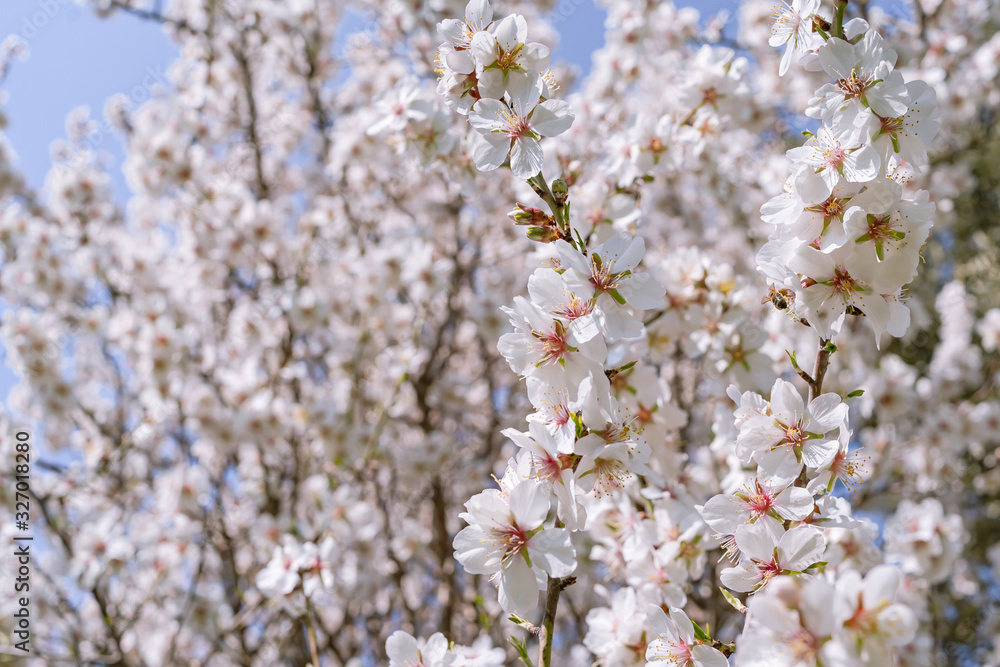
[538,576,575,667]
[808,338,832,402]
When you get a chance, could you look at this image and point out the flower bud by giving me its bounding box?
[551,178,569,205]
[526,226,559,243]
[508,203,551,226]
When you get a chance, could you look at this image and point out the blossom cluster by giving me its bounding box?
[435,0,574,178]
[738,567,917,665]
[424,2,938,666]
[759,1,941,347]
[1,0,996,664]
[455,227,668,615]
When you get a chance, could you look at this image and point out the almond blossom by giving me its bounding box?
[720,523,826,593]
[386,631,454,667]
[467,74,574,179]
[453,480,576,614]
[645,604,729,667]
[736,378,848,484]
[769,0,823,76]
[2,0,987,664]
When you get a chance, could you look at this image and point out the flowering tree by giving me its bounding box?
[0,0,999,666]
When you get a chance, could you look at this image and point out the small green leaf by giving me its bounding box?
[721,587,747,614]
[691,620,711,643]
[846,389,865,398]
[508,636,534,666]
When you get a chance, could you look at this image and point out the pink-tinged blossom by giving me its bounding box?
[453,480,576,614]
[468,74,573,179]
[871,80,941,170]
[497,295,606,387]
[736,378,848,485]
[769,0,824,76]
[843,185,934,282]
[789,244,908,346]
[786,127,881,198]
[736,576,840,667]
[700,477,815,537]
[645,604,729,667]
[256,543,301,598]
[471,14,551,100]
[721,523,826,593]
[503,421,586,529]
[835,565,918,662]
[761,170,862,253]
[557,231,665,315]
[807,33,911,135]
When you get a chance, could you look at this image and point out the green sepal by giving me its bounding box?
[608,288,627,305]
[846,389,865,398]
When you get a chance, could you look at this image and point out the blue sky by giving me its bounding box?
[0,0,731,404]
[0,0,734,191]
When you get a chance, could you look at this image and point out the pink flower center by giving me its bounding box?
[823,143,848,169]
[554,295,594,320]
[758,557,784,585]
[532,327,568,365]
[549,402,571,427]
[533,452,562,483]
[743,480,776,517]
[496,524,528,563]
[590,264,618,291]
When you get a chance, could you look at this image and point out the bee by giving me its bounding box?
[762,284,794,311]
[811,15,832,34]
[846,305,865,317]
